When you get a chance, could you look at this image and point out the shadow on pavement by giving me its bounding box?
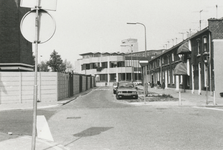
[63,127,113,147]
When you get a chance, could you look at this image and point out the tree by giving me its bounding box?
[47,50,66,72]
[38,61,49,72]
[64,59,73,72]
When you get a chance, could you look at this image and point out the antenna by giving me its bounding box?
[216,5,218,18]
[193,9,208,30]
[199,10,203,30]
[179,32,185,41]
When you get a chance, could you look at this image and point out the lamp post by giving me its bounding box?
[127,22,147,57]
[127,22,147,103]
[130,45,133,82]
[203,51,209,105]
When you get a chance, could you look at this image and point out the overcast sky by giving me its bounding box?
[34,0,223,66]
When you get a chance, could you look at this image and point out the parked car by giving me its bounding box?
[116,81,138,99]
[113,82,118,94]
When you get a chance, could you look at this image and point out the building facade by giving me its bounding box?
[0,0,34,71]
[75,50,163,86]
[145,17,223,99]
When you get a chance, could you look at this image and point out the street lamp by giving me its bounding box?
[203,51,209,105]
[127,22,148,103]
[127,22,147,57]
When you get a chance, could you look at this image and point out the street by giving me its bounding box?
[1,86,223,150]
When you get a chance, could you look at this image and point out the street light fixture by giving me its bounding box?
[127,22,148,104]
[127,22,147,57]
[203,51,209,105]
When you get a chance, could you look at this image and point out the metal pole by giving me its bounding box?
[127,22,147,103]
[139,23,147,104]
[137,53,139,81]
[31,1,40,149]
[131,45,133,82]
[206,66,208,105]
[179,90,182,105]
[136,23,147,104]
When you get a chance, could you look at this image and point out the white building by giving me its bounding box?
[75,52,142,86]
[121,38,138,53]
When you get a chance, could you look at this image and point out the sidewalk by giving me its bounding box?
[136,86,223,107]
[0,97,77,150]
[0,136,69,150]
[0,88,97,150]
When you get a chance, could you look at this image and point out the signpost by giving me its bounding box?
[20,0,56,149]
[139,60,149,104]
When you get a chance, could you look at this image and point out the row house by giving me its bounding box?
[145,17,223,98]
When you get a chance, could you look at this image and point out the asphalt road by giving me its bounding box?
[48,86,223,150]
[1,86,223,150]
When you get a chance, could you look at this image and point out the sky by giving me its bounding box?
[34,0,223,68]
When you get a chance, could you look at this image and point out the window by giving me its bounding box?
[203,37,207,52]
[172,53,174,61]
[162,57,164,64]
[101,62,108,68]
[81,64,86,70]
[197,39,201,55]
[86,64,90,70]
[167,55,170,64]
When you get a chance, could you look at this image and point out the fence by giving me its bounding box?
[0,72,95,104]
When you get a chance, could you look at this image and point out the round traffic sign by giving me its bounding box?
[20,9,56,44]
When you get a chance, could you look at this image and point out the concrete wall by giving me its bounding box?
[0,72,20,104]
[0,72,58,104]
[82,76,87,92]
[57,73,69,101]
[73,74,80,95]
[0,72,96,104]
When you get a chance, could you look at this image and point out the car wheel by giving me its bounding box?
[113,90,116,94]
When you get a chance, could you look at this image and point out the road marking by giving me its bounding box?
[37,115,54,142]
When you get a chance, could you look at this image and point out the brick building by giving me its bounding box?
[0,0,34,71]
[145,17,223,100]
